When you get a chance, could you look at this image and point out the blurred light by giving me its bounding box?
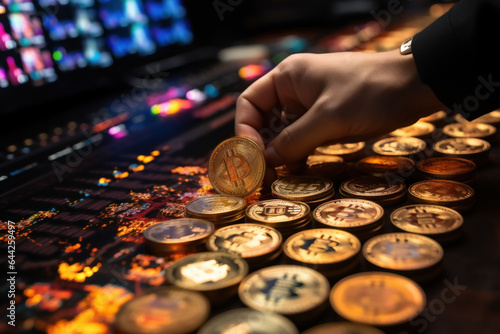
[186,88,206,102]
[204,84,219,98]
[150,98,193,117]
[238,64,266,81]
[151,150,160,156]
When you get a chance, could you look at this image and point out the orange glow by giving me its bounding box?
[137,155,146,161]
[239,64,266,80]
[64,243,81,253]
[23,283,73,312]
[171,166,207,175]
[116,219,159,237]
[151,150,160,156]
[114,171,129,179]
[143,155,155,164]
[151,98,193,116]
[98,177,112,185]
[129,164,145,172]
[58,262,102,283]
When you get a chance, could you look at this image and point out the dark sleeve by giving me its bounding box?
[412,0,500,120]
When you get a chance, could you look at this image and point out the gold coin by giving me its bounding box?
[165,252,248,292]
[443,122,496,139]
[454,110,500,125]
[419,110,446,123]
[197,308,299,334]
[186,194,247,219]
[416,157,476,180]
[283,229,360,265]
[313,199,384,231]
[301,322,385,334]
[390,121,435,137]
[372,136,426,156]
[307,155,344,165]
[363,233,443,271]
[391,204,463,235]
[330,272,426,326]
[339,176,406,205]
[238,265,330,315]
[114,286,210,334]
[408,179,475,206]
[433,137,490,156]
[208,136,265,197]
[271,176,334,202]
[314,142,365,160]
[246,199,310,226]
[356,155,414,177]
[206,223,282,259]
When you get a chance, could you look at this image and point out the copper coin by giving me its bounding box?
[390,204,463,235]
[372,136,426,156]
[408,180,475,206]
[417,157,476,180]
[301,322,385,334]
[356,155,414,177]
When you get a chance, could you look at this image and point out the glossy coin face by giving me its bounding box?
[166,252,248,291]
[208,136,265,197]
[313,199,384,229]
[206,224,282,258]
[363,233,443,271]
[238,265,330,315]
[356,156,414,174]
[197,308,299,334]
[330,272,426,326]
[114,287,210,334]
[315,142,365,156]
[443,122,496,138]
[372,137,426,156]
[419,110,446,123]
[301,322,385,334]
[246,199,310,224]
[186,195,247,217]
[390,121,435,137]
[391,205,463,235]
[307,155,344,166]
[340,176,406,198]
[408,180,474,203]
[284,229,361,265]
[417,157,476,177]
[271,176,334,201]
[434,138,490,155]
[470,110,500,124]
[143,218,214,245]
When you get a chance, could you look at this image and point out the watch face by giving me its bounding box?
[400,37,413,55]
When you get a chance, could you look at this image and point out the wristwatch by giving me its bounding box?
[400,37,413,55]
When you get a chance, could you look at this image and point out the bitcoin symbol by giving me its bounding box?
[224,152,250,184]
[300,237,338,254]
[325,205,365,222]
[180,260,229,284]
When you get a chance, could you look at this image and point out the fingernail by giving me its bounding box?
[265,145,285,167]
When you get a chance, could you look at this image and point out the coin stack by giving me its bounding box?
[271,176,335,208]
[114,286,210,334]
[362,232,444,282]
[443,122,497,142]
[339,175,407,207]
[389,121,435,139]
[356,155,415,179]
[312,199,384,242]
[433,137,490,167]
[238,265,330,326]
[416,157,476,185]
[302,322,385,334]
[419,110,447,127]
[391,204,464,244]
[197,308,299,334]
[186,194,247,227]
[372,136,427,157]
[142,218,214,256]
[165,252,248,305]
[283,228,361,280]
[314,142,366,161]
[408,179,475,213]
[305,155,350,182]
[330,272,426,330]
[206,223,283,270]
[245,199,312,238]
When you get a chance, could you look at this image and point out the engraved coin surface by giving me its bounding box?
[356,155,414,175]
[363,233,443,271]
[313,199,384,230]
[143,218,214,245]
[372,136,426,156]
[208,136,265,197]
[391,205,463,235]
[302,322,385,334]
[166,252,248,291]
[238,265,330,315]
[186,194,247,218]
[433,138,490,155]
[271,176,334,202]
[330,272,426,326]
[443,122,496,139]
[340,176,406,199]
[246,199,310,224]
[417,157,476,179]
[408,180,474,205]
[206,223,282,258]
[283,229,361,265]
[197,308,299,334]
[390,121,435,137]
[114,287,210,334]
[315,142,365,156]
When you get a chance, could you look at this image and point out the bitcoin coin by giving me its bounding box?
[408,179,475,212]
[416,157,476,182]
[305,155,349,181]
[197,308,299,334]
[114,286,209,334]
[390,121,435,138]
[443,122,496,140]
[314,142,365,160]
[339,176,407,206]
[186,194,247,225]
[356,155,414,178]
[238,265,330,321]
[283,229,361,268]
[208,136,265,197]
[143,218,214,255]
[372,136,426,156]
[330,272,426,327]
[363,233,443,271]
[307,155,344,165]
[271,176,334,202]
[455,110,500,125]
[246,199,310,226]
[301,322,385,334]
[433,138,490,166]
[391,205,463,243]
[419,110,446,124]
